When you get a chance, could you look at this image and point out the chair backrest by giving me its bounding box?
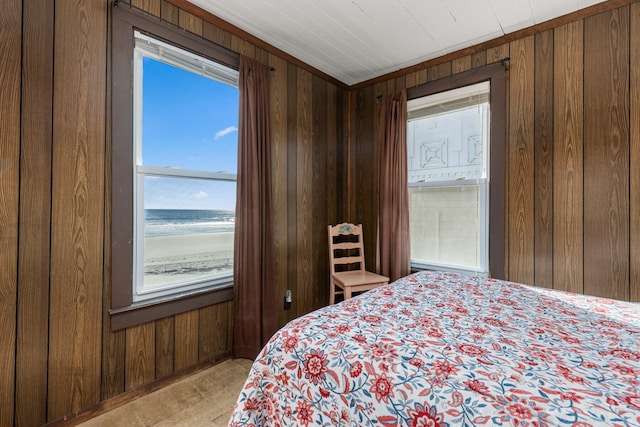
[328,223,366,275]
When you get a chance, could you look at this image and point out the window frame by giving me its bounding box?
[110,4,239,330]
[406,61,506,280]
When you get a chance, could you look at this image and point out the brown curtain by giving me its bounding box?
[378,89,410,281]
[233,56,277,359]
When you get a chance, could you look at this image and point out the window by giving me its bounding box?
[133,32,239,302]
[111,5,240,329]
[408,82,490,275]
[406,63,506,279]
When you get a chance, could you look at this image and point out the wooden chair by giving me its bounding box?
[328,223,389,304]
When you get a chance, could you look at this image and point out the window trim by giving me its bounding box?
[406,60,507,280]
[110,4,239,330]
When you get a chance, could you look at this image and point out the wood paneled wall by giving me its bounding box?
[349,2,640,302]
[3,0,640,425]
[1,0,342,425]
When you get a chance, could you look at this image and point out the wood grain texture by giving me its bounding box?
[553,21,584,294]
[7,1,640,424]
[160,0,180,25]
[472,51,487,68]
[202,20,232,48]
[174,311,199,370]
[583,8,629,300]
[286,61,299,322]
[487,43,510,63]
[427,61,451,82]
[312,75,329,309]
[102,0,127,403]
[15,0,53,424]
[270,53,289,327]
[452,55,472,74]
[0,0,21,425]
[631,2,640,302]
[3,1,345,423]
[125,323,156,391]
[155,317,175,378]
[132,0,160,15]
[533,30,554,289]
[197,303,230,361]
[296,68,313,312]
[231,35,256,59]
[327,83,340,231]
[179,8,202,35]
[507,36,535,285]
[355,86,377,272]
[47,0,106,420]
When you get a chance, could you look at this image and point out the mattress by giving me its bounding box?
[229,271,640,426]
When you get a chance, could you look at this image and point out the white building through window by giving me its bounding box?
[407,81,490,275]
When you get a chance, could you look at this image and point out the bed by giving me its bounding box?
[229,271,640,426]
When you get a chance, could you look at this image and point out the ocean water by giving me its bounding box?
[144,209,235,237]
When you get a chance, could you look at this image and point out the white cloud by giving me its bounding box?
[193,191,208,200]
[214,126,238,140]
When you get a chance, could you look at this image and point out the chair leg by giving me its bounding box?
[344,287,352,300]
[329,278,335,305]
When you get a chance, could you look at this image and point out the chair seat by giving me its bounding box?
[331,271,389,302]
[332,271,389,289]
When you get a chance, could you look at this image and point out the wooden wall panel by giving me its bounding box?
[533,30,554,289]
[351,1,637,301]
[631,2,640,302]
[270,53,289,326]
[427,61,451,82]
[312,75,329,308]
[327,83,340,231]
[0,1,21,425]
[47,0,106,420]
[355,86,376,270]
[553,21,584,294]
[296,68,314,312]
[508,36,535,284]
[160,0,179,24]
[155,317,175,378]
[285,62,299,323]
[452,55,472,74]
[174,311,199,370]
[4,0,343,424]
[198,305,218,361]
[102,0,127,405]
[9,0,638,424]
[15,0,54,424]
[583,8,629,300]
[125,323,155,390]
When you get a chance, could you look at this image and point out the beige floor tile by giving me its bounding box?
[79,358,253,427]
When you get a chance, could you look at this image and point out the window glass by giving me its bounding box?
[133,32,239,302]
[407,82,490,274]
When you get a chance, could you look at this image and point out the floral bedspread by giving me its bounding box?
[229,271,640,426]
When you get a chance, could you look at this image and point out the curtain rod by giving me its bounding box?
[376,57,510,101]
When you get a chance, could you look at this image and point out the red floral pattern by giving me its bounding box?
[229,271,640,426]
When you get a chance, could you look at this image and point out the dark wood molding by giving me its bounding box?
[110,287,234,330]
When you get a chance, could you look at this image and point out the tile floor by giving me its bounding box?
[78,358,253,427]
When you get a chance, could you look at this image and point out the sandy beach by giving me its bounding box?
[144,232,234,286]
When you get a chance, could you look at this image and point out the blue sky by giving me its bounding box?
[142,57,238,210]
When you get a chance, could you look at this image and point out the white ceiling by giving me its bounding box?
[187,0,607,86]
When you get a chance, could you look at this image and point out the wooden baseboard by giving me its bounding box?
[44,352,231,427]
